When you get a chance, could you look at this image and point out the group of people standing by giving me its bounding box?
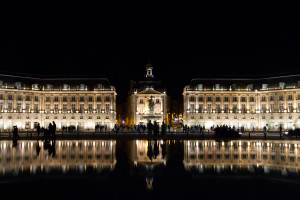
[36,121,57,140]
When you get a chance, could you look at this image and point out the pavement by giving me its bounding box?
[0,130,298,140]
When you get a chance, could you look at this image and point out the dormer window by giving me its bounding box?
[279,82,285,89]
[262,84,268,90]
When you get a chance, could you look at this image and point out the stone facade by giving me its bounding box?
[183,75,300,131]
[0,74,117,131]
[125,64,170,126]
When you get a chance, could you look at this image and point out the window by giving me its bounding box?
[216,97,220,102]
[63,96,67,102]
[288,103,293,112]
[262,116,265,119]
[25,103,30,112]
[80,96,85,102]
[34,104,38,112]
[71,104,76,111]
[88,116,92,119]
[156,99,160,104]
[106,116,109,119]
[261,96,265,101]
[190,96,195,102]
[233,104,237,113]
[199,97,203,101]
[207,104,212,113]
[54,116,58,119]
[270,96,274,101]
[207,97,212,101]
[71,96,76,102]
[190,104,195,112]
[225,116,229,119]
[200,116,203,119]
[262,104,266,113]
[0,94,3,100]
[250,97,254,102]
[199,104,203,113]
[17,95,22,101]
[288,94,293,100]
[216,104,221,113]
[80,104,84,112]
[17,103,22,112]
[234,116,237,119]
[233,97,237,102]
[46,96,50,102]
[97,116,100,119]
[241,104,246,113]
[224,104,229,113]
[140,99,144,103]
[54,104,59,112]
[270,104,274,112]
[88,104,93,111]
[279,95,283,101]
[63,104,67,112]
[241,97,246,102]
[97,96,101,101]
[105,96,110,102]
[279,103,284,112]
[8,95,13,100]
[289,116,292,119]
[54,96,59,102]
[88,96,93,101]
[105,104,110,113]
[63,116,66,119]
[224,97,229,102]
[97,104,101,112]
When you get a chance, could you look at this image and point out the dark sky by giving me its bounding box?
[1,7,299,103]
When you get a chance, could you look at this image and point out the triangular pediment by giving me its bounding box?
[138,88,163,94]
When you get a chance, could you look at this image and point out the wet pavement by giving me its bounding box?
[1,139,300,199]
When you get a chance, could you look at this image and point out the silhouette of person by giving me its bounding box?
[147,140,153,161]
[36,141,41,156]
[37,123,41,138]
[13,126,20,138]
[153,140,159,158]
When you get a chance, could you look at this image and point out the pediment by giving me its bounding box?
[138,88,163,94]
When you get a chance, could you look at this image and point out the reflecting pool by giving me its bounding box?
[1,139,300,199]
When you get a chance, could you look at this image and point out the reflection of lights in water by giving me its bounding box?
[79,165,84,173]
[62,165,66,173]
[281,167,287,176]
[264,166,269,174]
[199,164,204,173]
[216,165,221,173]
[146,177,153,191]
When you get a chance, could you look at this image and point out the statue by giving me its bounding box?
[148,96,154,112]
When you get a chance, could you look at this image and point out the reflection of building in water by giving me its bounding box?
[184,140,300,175]
[0,140,116,175]
[134,140,166,167]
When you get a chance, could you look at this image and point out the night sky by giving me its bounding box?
[1,7,299,103]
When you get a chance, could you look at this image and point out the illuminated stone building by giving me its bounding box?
[183,74,300,130]
[0,74,117,131]
[125,64,170,126]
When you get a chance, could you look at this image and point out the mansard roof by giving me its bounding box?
[188,73,300,91]
[0,73,114,91]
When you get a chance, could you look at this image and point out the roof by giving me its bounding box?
[0,73,114,91]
